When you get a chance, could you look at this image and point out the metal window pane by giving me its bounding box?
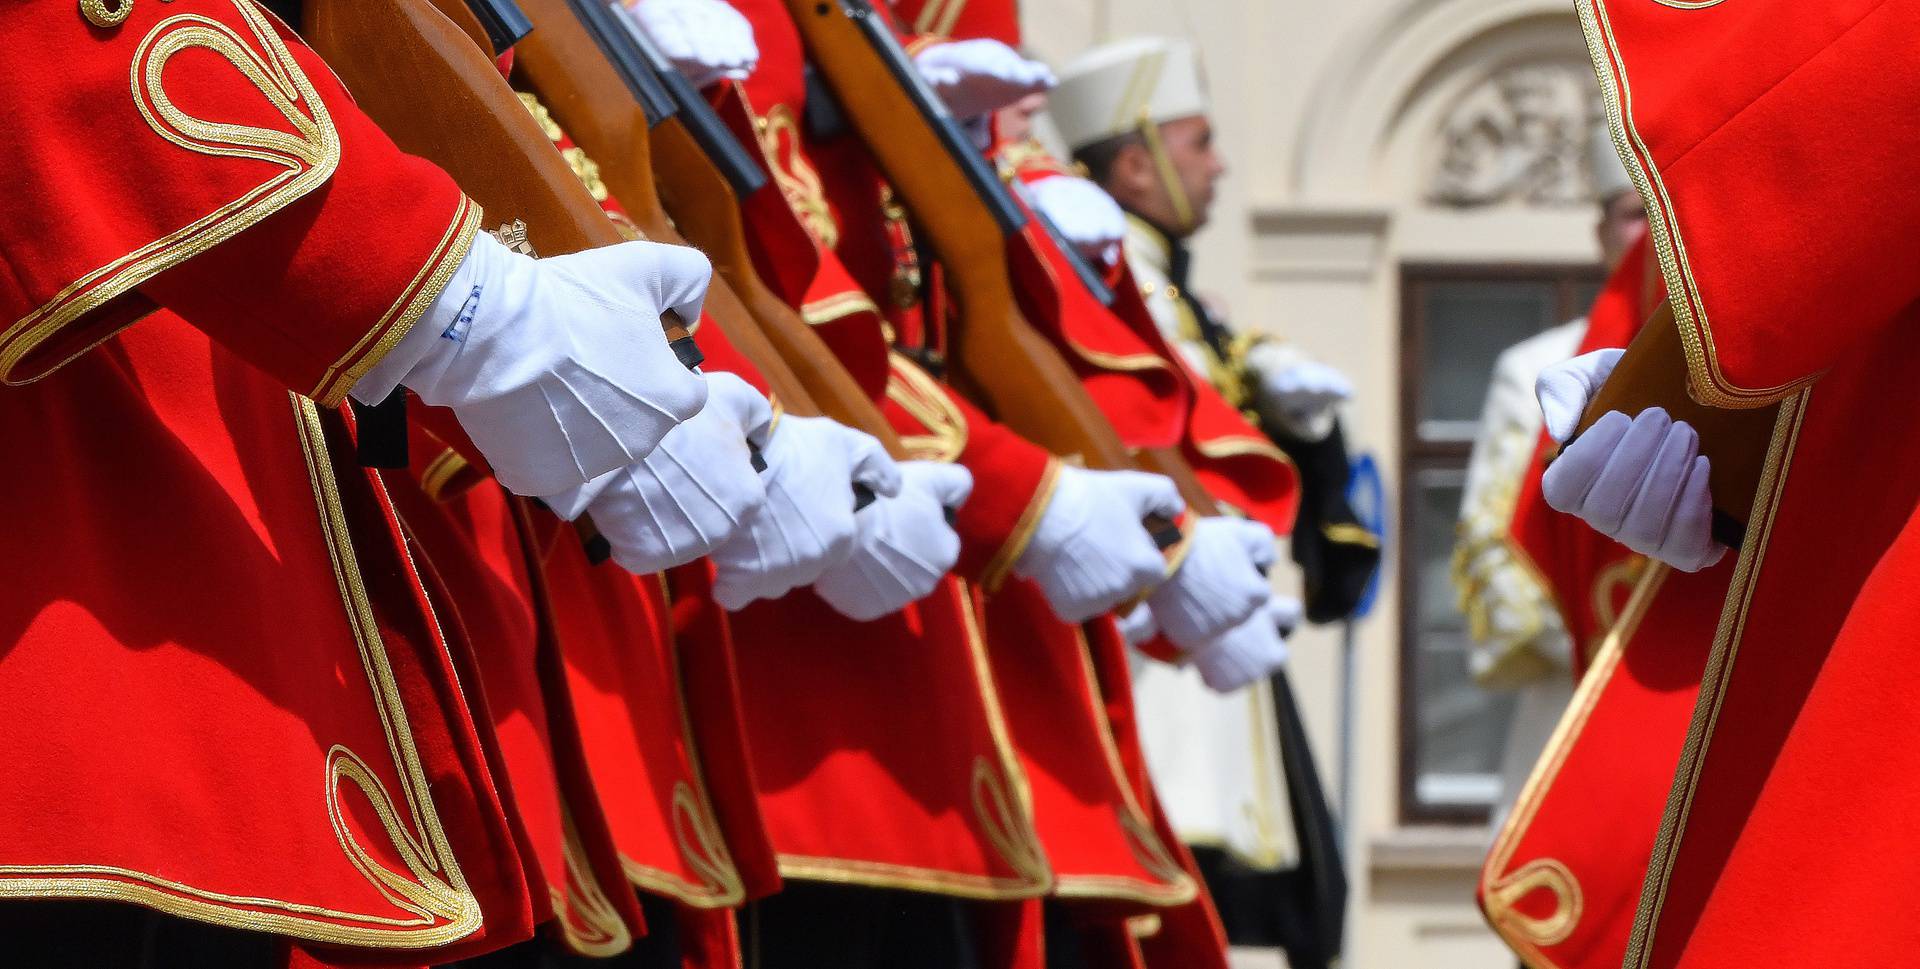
[1418,280,1560,439]
[1408,469,1516,810]
[1570,279,1603,319]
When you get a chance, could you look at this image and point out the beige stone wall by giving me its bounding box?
[1021,2,1607,966]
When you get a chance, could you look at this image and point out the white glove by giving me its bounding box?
[913,39,1055,119]
[1115,604,1159,648]
[1189,597,1300,694]
[1248,343,1351,444]
[543,372,770,574]
[1027,175,1127,264]
[709,415,903,610]
[1537,349,1726,572]
[813,462,974,621]
[621,0,758,88]
[1535,348,1623,443]
[352,231,711,498]
[1541,406,1726,572]
[1148,516,1276,650]
[1013,466,1184,623]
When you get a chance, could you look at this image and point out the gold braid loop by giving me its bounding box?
[81,0,133,28]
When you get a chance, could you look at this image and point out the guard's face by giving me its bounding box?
[997,91,1049,144]
[1157,115,1226,232]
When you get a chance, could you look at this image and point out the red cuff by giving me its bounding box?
[0,1,476,403]
[879,355,1057,587]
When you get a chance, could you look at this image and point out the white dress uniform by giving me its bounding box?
[1051,37,1338,870]
[1450,321,1583,826]
[1452,124,1636,826]
[1124,212,1299,869]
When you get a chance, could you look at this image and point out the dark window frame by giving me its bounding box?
[1397,262,1606,826]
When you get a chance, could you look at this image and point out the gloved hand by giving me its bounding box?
[621,0,758,88]
[813,462,975,621]
[1148,516,1275,650]
[1189,597,1301,693]
[1115,603,1159,648]
[709,415,903,609]
[1248,343,1351,444]
[913,39,1055,119]
[1027,175,1127,264]
[543,372,770,574]
[1013,466,1184,623]
[1541,406,1726,572]
[352,231,710,498]
[1536,348,1726,572]
[1535,347,1623,442]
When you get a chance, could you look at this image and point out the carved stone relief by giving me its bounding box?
[1428,62,1604,207]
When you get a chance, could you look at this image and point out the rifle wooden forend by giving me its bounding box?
[497,0,823,415]
[512,0,905,453]
[305,0,618,262]
[650,120,908,454]
[309,0,828,416]
[303,0,698,343]
[785,0,1138,471]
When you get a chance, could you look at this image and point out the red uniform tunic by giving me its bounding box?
[0,316,531,960]
[888,5,1283,963]
[0,2,529,957]
[508,98,779,925]
[0,0,477,406]
[1478,238,1729,969]
[387,467,645,957]
[1575,3,1920,965]
[716,0,1197,915]
[508,60,1053,908]
[397,91,778,965]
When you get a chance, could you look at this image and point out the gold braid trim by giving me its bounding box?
[418,449,475,503]
[886,354,969,462]
[1479,561,1668,967]
[1580,0,1813,408]
[979,459,1063,593]
[1624,392,1808,969]
[5,0,343,387]
[517,92,611,203]
[554,807,633,958]
[800,290,881,327]
[311,196,480,406]
[754,104,840,249]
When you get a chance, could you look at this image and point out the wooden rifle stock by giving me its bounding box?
[786,0,1222,541]
[303,0,712,363]
[1573,300,1777,549]
[303,0,786,558]
[782,0,1137,474]
[508,0,905,457]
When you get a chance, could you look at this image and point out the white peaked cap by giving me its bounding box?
[1590,118,1634,200]
[1050,36,1210,153]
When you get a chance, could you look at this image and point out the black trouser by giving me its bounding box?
[1189,846,1338,969]
[0,899,281,969]
[740,881,981,969]
[442,892,683,969]
[1039,900,1094,969]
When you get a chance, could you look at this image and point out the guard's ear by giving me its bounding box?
[1108,139,1159,208]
